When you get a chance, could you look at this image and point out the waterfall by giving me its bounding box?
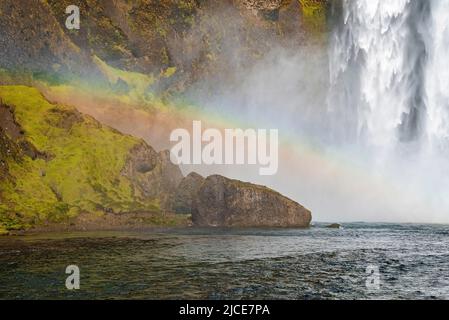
[425,0,449,150]
[324,0,449,221]
[194,0,449,221]
[328,0,431,148]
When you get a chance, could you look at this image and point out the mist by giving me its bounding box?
[38,1,449,223]
[173,0,449,224]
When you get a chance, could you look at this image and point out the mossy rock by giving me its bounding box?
[0,225,9,236]
[0,85,163,230]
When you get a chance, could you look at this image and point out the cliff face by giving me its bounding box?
[0,86,313,232]
[192,175,312,228]
[172,172,205,214]
[121,145,184,210]
[0,0,98,78]
[0,1,320,232]
[0,86,184,232]
[0,0,329,94]
[0,103,19,181]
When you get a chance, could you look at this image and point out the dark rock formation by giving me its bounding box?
[121,143,184,210]
[0,0,329,96]
[326,223,341,229]
[0,101,37,179]
[0,0,98,76]
[0,127,14,180]
[192,175,311,227]
[1,88,313,231]
[1,87,188,232]
[172,172,205,214]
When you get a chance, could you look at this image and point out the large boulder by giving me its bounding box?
[192,175,311,227]
[121,143,184,210]
[172,172,205,214]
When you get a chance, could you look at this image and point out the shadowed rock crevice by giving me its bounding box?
[0,101,51,164]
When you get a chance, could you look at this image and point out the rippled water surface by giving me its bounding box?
[0,223,448,299]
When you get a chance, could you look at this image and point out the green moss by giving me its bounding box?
[0,226,8,236]
[93,55,155,103]
[299,0,328,38]
[0,208,29,232]
[0,85,161,231]
[141,213,191,227]
[161,67,177,78]
[32,70,69,86]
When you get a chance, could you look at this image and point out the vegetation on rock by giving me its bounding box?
[0,0,324,232]
[1,0,330,98]
[0,86,177,232]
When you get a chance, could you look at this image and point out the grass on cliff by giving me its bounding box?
[36,56,178,115]
[0,86,160,232]
[93,55,155,97]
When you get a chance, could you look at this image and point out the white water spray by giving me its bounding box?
[425,0,449,150]
[184,0,449,222]
[328,0,428,147]
[327,0,449,222]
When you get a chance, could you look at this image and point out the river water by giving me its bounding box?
[1,223,448,299]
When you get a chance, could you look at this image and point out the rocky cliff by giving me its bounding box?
[191,175,312,227]
[172,172,205,214]
[0,86,312,233]
[0,0,329,95]
[121,144,184,210]
[0,0,99,78]
[0,1,320,233]
[0,86,185,233]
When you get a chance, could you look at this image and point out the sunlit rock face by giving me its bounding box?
[192,175,312,228]
[238,0,285,19]
[240,0,284,11]
[0,0,331,96]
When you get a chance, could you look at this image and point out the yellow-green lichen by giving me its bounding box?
[0,85,160,231]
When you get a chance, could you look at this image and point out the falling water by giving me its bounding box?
[325,0,449,222]
[328,0,430,148]
[183,0,449,222]
[425,0,449,150]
